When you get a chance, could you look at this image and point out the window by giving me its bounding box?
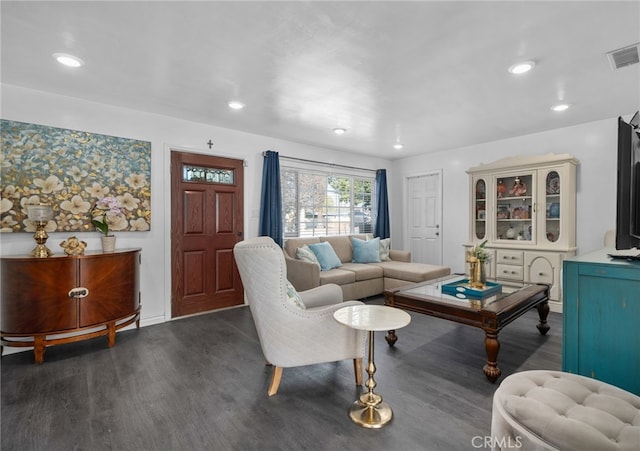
[281,166,374,237]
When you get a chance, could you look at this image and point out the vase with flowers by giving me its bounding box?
[466,240,490,289]
[90,196,122,252]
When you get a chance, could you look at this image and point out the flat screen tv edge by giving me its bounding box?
[615,112,640,251]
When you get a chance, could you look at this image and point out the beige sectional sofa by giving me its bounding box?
[283,234,451,300]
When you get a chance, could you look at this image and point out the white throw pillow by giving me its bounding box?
[295,244,321,268]
[379,238,392,261]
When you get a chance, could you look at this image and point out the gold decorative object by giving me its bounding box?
[27,204,54,258]
[60,236,87,255]
[467,240,490,289]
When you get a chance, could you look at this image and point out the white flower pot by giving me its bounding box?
[101,235,116,253]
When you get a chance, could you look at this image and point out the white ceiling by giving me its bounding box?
[2,1,639,159]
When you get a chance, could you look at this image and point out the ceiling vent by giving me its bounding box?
[607,43,640,69]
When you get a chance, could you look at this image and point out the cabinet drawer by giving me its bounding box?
[497,264,524,281]
[497,250,524,265]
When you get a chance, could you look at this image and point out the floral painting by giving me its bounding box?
[0,120,151,234]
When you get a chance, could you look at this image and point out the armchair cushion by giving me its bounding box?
[298,284,342,308]
[352,237,381,263]
[308,241,343,271]
[286,281,306,309]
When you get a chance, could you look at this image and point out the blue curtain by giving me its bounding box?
[259,150,283,247]
[374,169,390,239]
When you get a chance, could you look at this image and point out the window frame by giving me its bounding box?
[281,163,376,238]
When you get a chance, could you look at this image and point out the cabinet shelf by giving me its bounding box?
[497,196,532,201]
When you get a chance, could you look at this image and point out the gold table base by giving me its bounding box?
[348,400,393,428]
[348,330,394,428]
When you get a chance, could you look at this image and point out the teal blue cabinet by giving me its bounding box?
[563,249,640,395]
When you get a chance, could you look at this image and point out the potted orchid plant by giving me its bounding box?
[90,196,122,252]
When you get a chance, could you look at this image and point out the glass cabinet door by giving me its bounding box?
[494,172,534,243]
[473,177,487,240]
[543,170,561,243]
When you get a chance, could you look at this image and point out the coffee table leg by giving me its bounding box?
[385,330,397,347]
[536,300,550,336]
[483,331,501,383]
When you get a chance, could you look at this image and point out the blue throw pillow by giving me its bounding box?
[352,237,381,263]
[308,242,342,271]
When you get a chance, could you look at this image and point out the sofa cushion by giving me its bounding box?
[373,261,451,283]
[319,268,357,285]
[352,237,381,263]
[379,238,391,261]
[319,235,354,263]
[308,242,342,271]
[295,244,320,268]
[285,281,306,309]
[340,263,384,281]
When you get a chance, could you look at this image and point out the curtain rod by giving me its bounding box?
[264,152,376,174]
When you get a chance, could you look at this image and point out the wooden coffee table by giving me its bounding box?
[383,275,550,382]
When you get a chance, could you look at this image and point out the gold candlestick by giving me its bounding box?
[27,204,54,258]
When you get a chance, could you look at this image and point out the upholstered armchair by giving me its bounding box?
[233,236,366,396]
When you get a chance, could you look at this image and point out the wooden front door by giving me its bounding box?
[171,151,244,317]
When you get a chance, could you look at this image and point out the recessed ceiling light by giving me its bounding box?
[228,101,245,110]
[508,61,535,74]
[551,103,571,112]
[332,127,347,135]
[393,143,404,150]
[53,52,84,68]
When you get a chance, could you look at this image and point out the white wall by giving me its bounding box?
[0,84,390,328]
[391,117,622,274]
[0,83,627,327]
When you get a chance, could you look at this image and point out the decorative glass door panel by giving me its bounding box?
[495,173,534,243]
[544,170,561,243]
[474,178,487,240]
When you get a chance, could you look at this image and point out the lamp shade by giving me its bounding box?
[27,204,54,222]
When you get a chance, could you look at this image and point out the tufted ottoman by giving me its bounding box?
[491,370,640,451]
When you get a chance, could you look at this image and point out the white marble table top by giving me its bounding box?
[333,305,411,332]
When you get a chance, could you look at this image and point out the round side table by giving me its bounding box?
[334,304,411,428]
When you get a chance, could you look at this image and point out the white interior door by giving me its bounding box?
[406,171,442,265]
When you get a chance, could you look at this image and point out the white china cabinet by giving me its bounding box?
[467,154,579,312]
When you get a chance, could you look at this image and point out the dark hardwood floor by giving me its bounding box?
[1,297,562,451]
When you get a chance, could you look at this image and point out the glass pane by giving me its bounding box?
[183,165,234,184]
[299,173,327,237]
[495,174,533,242]
[545,171,560,243]
[353,178,372,234]
[281,169,299,236]
[475,179,486,240]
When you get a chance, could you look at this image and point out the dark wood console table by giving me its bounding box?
[1,249,141,363]
[383,275,549,382]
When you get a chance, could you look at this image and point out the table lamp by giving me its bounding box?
[27,204,54,257]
